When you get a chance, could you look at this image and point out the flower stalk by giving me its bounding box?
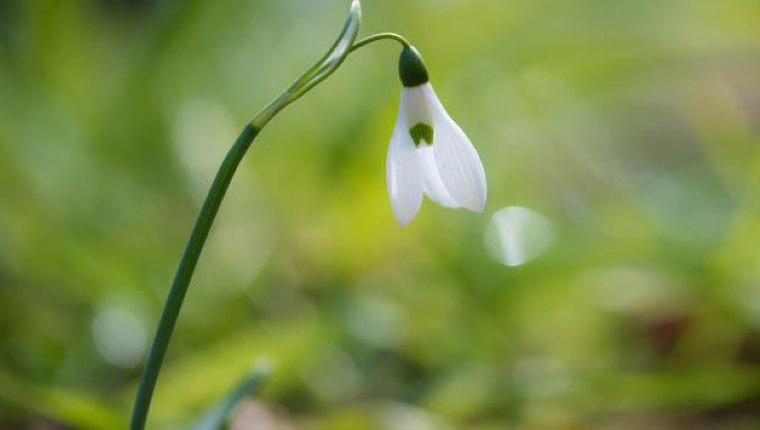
[129,123,258,430]
[129,2,361,429]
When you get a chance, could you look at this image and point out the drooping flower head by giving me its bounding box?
[386,46,487,226]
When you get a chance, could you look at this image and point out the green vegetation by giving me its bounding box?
[1,0,759,428]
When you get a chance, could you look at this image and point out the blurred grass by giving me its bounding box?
[1,0,760,428]
[0,368,124,428]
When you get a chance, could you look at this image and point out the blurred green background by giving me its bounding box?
[1,0,760,428]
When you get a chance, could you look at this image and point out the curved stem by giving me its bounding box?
[129,123,258,430]
[129,25,411,430]
[292,33,409,100]
[129,63,340,430]
[350,32,410,52]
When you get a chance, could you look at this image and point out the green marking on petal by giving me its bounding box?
[409,123,434,146]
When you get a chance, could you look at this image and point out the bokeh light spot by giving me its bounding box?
[485,206,554,267]
[92,308,147,368]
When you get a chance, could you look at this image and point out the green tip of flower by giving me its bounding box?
[409,122,434,146]
[399,45,429,87]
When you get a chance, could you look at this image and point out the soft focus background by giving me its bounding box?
[1,0,760,428]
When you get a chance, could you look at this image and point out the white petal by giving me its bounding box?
[387,98,424,226]
[401,84,434,131]
[418,144,460,208]
[425,85,487,212]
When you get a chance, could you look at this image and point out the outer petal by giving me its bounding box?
[418,145,460,208]
[387,97,424,226]
[425,85,487,212]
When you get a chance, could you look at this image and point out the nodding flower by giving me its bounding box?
[386,46,487,226]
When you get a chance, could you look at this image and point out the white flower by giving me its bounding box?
[386,66,487,226]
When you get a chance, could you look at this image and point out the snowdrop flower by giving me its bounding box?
[386,46,487,226]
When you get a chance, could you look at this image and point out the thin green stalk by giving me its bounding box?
[293,33,409,99]
[350,32,410,52]
[129,122,258,430]
[129,4,363,428]
[127,96,320,430]
[127,8,412,429]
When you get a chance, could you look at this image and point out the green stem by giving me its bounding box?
[292,33,409,99]
[129,70,325,430]
[129,123,258,430]
[129,24,407,429]
[350,32,410,52]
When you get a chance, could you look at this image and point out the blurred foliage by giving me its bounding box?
[1,0,760,428]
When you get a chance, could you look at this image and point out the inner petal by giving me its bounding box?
[402,85,434,128]
[418,144,460,208]
[409,122,434,146]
